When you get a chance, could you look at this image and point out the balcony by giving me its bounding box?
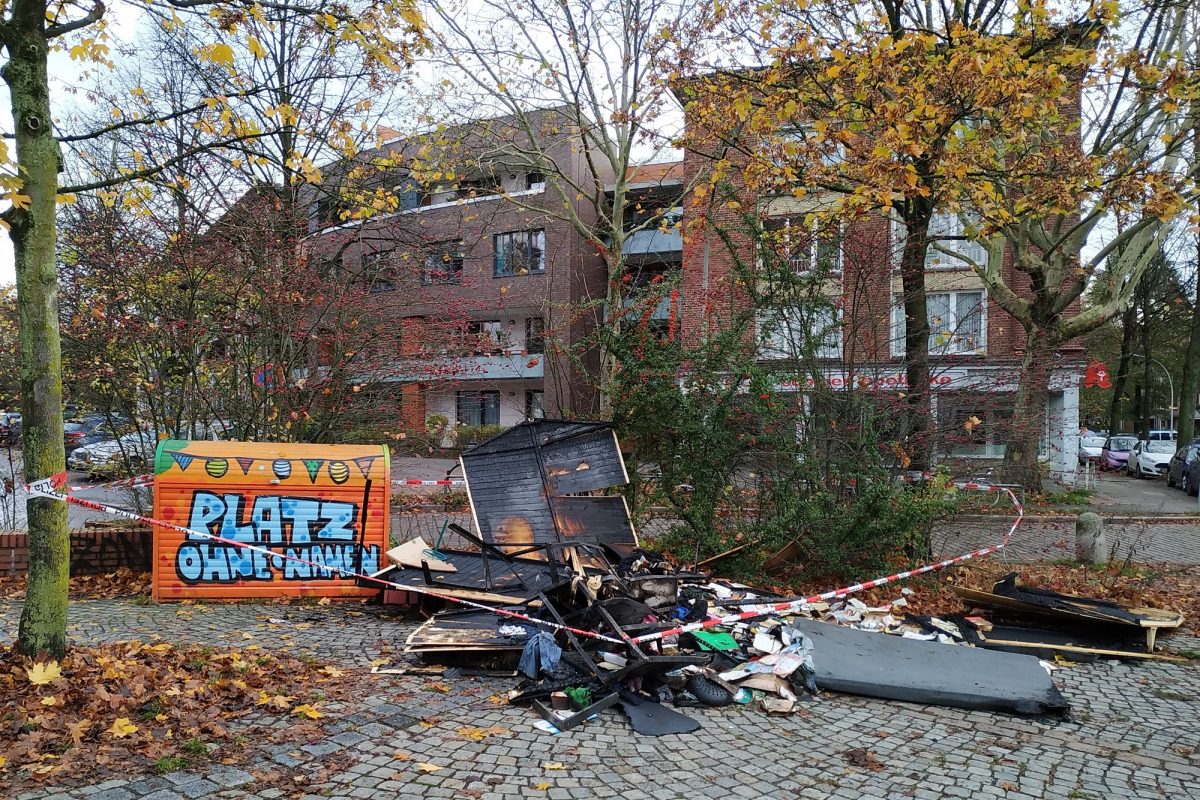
[623,226,682,258]
[375,352,545,384]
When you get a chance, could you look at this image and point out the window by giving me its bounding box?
[762,216,842,274]
[526,172,546,191]
[525,390,545,420]
[465,320,503,353]
[458,174,502,200]
[456,390,500,426]
[395,177,429,211]
[363,250,397,293]
[937,394,1013,458]
[494,229,545,276]
[769,125,844,170]
[925,212,988,269]
[758,305,842,360]
[525,318,545,354]
[891,291,986,356]
[422,240,464,285]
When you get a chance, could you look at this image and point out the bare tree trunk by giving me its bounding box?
[899,208,934,471]
[1107,304,1136,434]
[5,0,71,660]
[1178,246,1200,444]
[1001,328,1059,491]
[1138,285,1153,440]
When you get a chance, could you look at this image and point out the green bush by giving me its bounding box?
[451,423,508,449]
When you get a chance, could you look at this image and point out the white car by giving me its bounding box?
[67,431,158,478]
[1078,434,1106,465]
[1125,440,1176,478]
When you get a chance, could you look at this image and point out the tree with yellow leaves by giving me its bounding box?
[680,0,1196,488]
[1,0,424,661]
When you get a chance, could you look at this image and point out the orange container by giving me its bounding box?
[151,440,390,602]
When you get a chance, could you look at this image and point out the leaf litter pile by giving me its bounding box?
[0,568,151,600]
[1,640,360,791]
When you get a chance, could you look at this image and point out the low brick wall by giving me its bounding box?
[0,527,152,577]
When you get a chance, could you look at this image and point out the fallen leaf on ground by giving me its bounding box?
[107,717,139,738]
[542,761,566,770]
[292,704,323,720]
[843,748,884,772]
[26,661,62,685]
[416,762,443,773]
[393,751,410,761]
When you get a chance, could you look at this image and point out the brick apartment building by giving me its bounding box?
[303,109,682,441]
[672,86,1086,482]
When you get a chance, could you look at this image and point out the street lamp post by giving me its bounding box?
[1131,354,1175,435]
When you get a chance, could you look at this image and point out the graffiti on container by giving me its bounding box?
[174,491,380,583]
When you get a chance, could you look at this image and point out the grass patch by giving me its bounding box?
[154,756,189,774]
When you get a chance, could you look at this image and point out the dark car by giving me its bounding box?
[1167,442,1200,496]
[0,412,20,446]
[64,415,131,456]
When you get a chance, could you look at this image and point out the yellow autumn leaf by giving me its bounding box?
[26,661,62,685]
[0,754,6,769]
[416,762,443,773]
[7,193,32,210]
[292,703,323,720]
[247,37,266,59]
[40,695,62,706]
[533,783,550,791]
[107,717,139,738]
[543,761,567,770]
[204,43,235,66]
[56,193,77,204]
[321,666,344,678]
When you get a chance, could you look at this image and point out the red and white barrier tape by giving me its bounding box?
[392,479,465,487]
[24,472,623,645]
[629,482,1023,644]
[21,474,1021,649]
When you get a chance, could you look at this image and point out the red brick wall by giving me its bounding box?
[0,527,152,577]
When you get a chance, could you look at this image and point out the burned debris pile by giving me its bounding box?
[375,421,1182,734]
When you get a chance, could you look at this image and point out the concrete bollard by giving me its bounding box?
[1075,511,1106,564]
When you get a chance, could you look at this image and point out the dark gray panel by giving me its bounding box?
[790,619,1070,716]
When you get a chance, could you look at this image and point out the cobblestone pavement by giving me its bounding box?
[4,598,1200,800]
[932,517,1200,564]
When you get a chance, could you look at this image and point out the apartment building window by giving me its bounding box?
[465,320,504,353]
[457,390,500,426]
[525,390,545,420]
[458,174,502,200]
[762,216,842,275]
[494,229,545,276]
[891,291,986,356]
[525,317,545,353]
[422,240,464,285]
[926,212,987,268]
[395,177,430,211]
[526,172,546,191]
[363,250,397,293]
[767,125,844,184]
[758,305,842,360]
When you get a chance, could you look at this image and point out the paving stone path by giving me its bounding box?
[4,598,1200,800]
[932,517,1200,564]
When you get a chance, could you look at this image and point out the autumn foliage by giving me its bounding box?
[1,641,351,790]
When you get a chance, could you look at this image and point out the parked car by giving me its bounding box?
[64,414,132,455]
[1167,442,1200,496]
[67,430,158,479]
[0,412,21,446]
[1125,439,1175,478]
[1078,434,1107,465]
[1146,429,1177,442]
[1100,434,1138,471]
